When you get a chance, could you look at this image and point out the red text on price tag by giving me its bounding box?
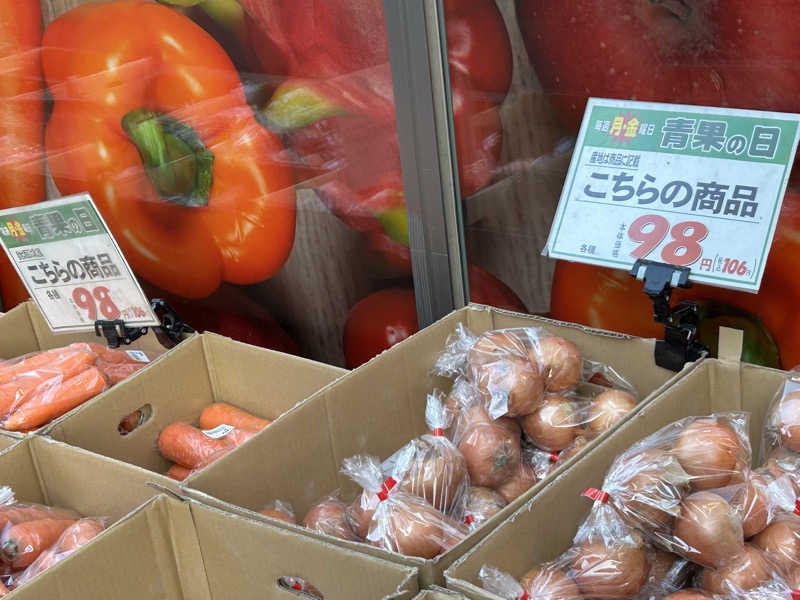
[627,215,709,266]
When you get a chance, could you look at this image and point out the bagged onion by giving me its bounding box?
[302,495,359,541]
[479,564,582,600]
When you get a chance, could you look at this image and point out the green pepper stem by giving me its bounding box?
[157,0,245,37]
[122,108,214,208]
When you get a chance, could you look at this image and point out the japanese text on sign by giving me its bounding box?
[544,98,800,292]
[0,194,159,332]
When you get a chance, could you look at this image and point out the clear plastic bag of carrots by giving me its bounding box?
[158,402,271,480]
[0,342,149,431]
[0,487,106,595]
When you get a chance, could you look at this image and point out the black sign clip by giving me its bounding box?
[94,298,194,349]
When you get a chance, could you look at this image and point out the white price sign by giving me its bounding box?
[0,193,159,332]
[544,98,800,292]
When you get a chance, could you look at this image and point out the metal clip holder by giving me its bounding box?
[630,259,708,371]
[94,298,194,349]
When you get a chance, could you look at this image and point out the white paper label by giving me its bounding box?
[125,350,149,363]
[202,424,234,439]
[0,194,159,332]
[544,98,800,292]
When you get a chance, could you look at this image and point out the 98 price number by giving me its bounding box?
[627,214,708,267]
[71,286,120,321]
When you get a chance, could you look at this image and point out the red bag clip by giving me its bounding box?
[378,477,397,501]
[549,452,560,462]
[582,488,610,503]
[464,514,475,525]
[794,499,800,516]
[432,427,444,437]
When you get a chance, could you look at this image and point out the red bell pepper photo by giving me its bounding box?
[43,1,296,299]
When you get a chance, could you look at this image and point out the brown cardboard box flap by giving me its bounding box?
[413,587,466,599]
[47,332,346,475]
[444,357,790,599]
[185,304,691,585]
[10,494,420,599]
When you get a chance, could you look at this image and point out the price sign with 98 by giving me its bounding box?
[545,98,800,292]
[0,194,158,332]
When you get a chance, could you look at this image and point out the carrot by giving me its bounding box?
[0,505,77,531]
[1,518,76,568]
[0,578,8,596]
[75,343,139,365]
[3,366,106,431]
[158,422,231,469]
[0,350,56,385]
[13,519,104,586]
[0,350,96,415]
[165,463,191,481]
[198,402,271,432]
[98,361,145,386]
[224,427,257,446]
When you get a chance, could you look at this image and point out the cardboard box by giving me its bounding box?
[185,304,688,585]
[413,588,466,600]
[0,301,175,436]
[445,337,787,599]
[10,494,420,600]
[0,435,174,528]
[46,332,346,482]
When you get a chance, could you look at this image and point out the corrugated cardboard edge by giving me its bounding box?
[414,586,466,599]
[184,304,702,587]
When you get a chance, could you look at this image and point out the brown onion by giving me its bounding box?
[495,463,537,504]
[673,491,744,568]
[345,492,376,540]
[662,592,711,600]
[533,336,582,392]
[520,566,582,600]
[617,449,688,531]
[733,474,770,538]
[673,420,741,490]
[556,436,589,466]
[463,486,506,528]
[399,438,467,512]
[468,330,527,366]
[776,391,800,452]
[587,390,636,437]
[570,541,649,599]
[521,395,579,451]
[700,545,772,594]
[751,517,800,574]
[380,498,444,558]
[303,499,359,541]
[458,421,521,488]
[473,356,545,417]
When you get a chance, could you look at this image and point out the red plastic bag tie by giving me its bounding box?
[794,499,800,516]
[549,452,560,462]
[582,488,609,503]
[520,593,531,600]
[378,477,397,501]
[791,590,800,600]
[464,514,475,525]
[432,428,444,437]
[292,582,302,591]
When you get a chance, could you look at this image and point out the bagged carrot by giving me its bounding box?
[165,464,191,481]
[3,366,107,431]
[158,422,231,469]
[0,504,78,532]
[198,402,271,432]
[0,518,76,568]
[12,518,106,587]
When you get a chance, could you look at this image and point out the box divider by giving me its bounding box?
[27,438,51,507]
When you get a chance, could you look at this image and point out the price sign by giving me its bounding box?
[544,98,800,292]
[0,193,159,332]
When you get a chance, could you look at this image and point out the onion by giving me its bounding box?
[303,499,359,541]
[473,356,544,417]
[399,437,467,512]
[570,541,649,599]
[533,336,582,392]
[379,497,444,558]
[556,436,589,466]
[662,592,711,600]
[700,545,772,594]
[519,566,582,600]
[463,486,506,529]
[587,390,636,437]
[751,517,800,574]
[458,421,521,488]
[468,330,527,366]
[615,449,687,531]
[495,463,537,504]
[521,395,579,451]
[345,492,376,539]
[733,474,770,538]
[775,391,800,451]
[672,491,744,568]
[673,420,741,490]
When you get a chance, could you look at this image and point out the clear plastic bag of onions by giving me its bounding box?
[302,494,359,541]
[341,454,467,558]
[258,499,296,524]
